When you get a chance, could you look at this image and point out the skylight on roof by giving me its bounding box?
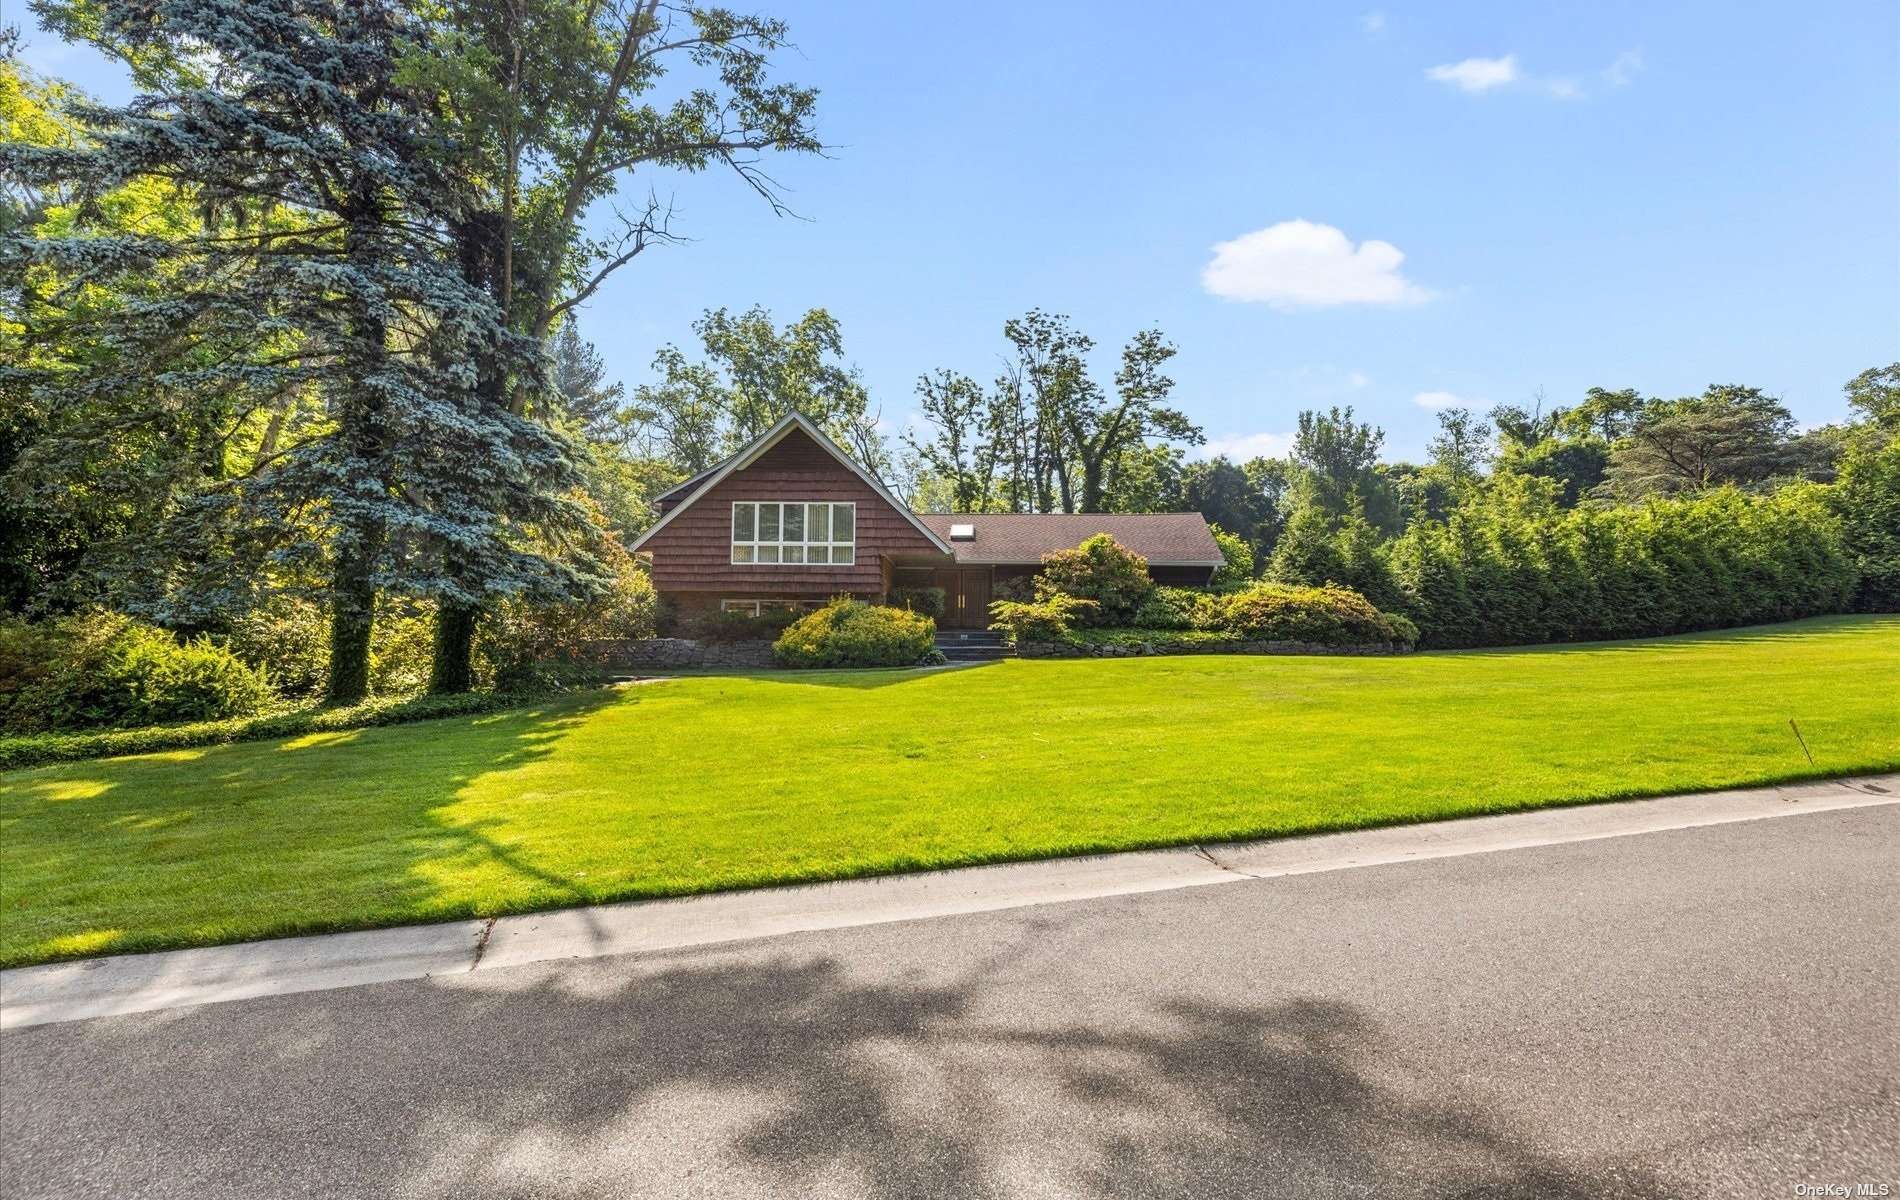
[949,523,975,540]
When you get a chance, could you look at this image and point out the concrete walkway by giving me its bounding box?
[3,772,1893,1030]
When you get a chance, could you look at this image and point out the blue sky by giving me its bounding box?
[17,1,1899,460]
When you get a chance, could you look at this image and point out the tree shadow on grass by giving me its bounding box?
[0,688,630,964]
[3,947,1680,1199]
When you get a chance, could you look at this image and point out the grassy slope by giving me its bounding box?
[2,616,1896,968]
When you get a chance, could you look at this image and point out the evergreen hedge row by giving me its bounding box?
[1389,484,1856,649]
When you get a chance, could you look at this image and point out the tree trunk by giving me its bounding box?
[430,602,480,693]
[326,545,377,705]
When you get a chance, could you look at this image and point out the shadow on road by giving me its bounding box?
[4,943,1676,1199]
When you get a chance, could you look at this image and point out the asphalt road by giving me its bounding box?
[3,805,1895,1200]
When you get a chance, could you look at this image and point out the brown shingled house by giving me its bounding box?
[630,412,1224,628]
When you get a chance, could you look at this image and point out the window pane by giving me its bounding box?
[807,503,829,542]
[831,545,853,564]
[784,545,804,563]
[758,545,780,563]
[832,504,854,541]
[759,504,780,540]
[782,503,804,542]
[732,503,754,541]
[732,544,755,563]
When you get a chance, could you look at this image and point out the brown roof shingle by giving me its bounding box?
[913,513,1222,565]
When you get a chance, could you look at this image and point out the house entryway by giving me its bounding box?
[933,567,992,629]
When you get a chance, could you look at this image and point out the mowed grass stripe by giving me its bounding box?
[2,615,1895,968]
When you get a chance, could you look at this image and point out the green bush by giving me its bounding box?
[1036,534,1153,625]
[479,550,658,688]
[1221,584,1417,647]
[1831,434,1900,612]
[223,597,331,697]
[988,594,1098,644]
[1208,524,1255,590]
[1,613,276,734]
[889,586,947,618]
[1132,586,1224,630]
[0,689,544,771]
[773,599,937,668]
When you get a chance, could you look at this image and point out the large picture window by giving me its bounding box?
[731,502,855,565]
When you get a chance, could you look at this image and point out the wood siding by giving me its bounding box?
[644,429,948,598]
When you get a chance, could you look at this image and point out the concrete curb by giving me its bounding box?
[3,773,1893,1030]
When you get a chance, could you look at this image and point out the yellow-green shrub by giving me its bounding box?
[773,599,937,668]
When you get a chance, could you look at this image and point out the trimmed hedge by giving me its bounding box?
[0,689,553,772]
[773,599,939,668]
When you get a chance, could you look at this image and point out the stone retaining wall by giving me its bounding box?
[1018,638,1410,659]
[584,637,778,671]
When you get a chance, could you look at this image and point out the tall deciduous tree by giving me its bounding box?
[627,306,889,475]
[1600,384,1799,500]
[903,369,996,513]
[403,0,822,689]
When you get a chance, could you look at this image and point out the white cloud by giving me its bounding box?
[1359,11,1386,34]
[1198,431,1296,461]
[1429,50,1644,100]
[1426,54,1519,93]
[1201,220,1434,310]
[1346,370,1372,390]
[1412,390,1475,410]
[1603,49,1643,87]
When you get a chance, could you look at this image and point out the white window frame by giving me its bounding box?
[730,501,856,567]
[719,599,802,616]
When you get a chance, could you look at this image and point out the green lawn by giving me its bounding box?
[3,616,1896,968]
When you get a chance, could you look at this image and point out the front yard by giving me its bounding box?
[2,615,1896,968]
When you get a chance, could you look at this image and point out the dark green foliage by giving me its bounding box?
[0,614,274,733]
[890,587,947,618]
[679,607,802,643]
[1391,485,1855,648]
[1037,534,1154,624]
[991,573,1037,604]
[1220,584,1417,647]
[0,689,543,771]
[772,599,936,668]
[1132,587,1224,630]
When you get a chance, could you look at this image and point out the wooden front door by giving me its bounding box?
[935,568,992,628]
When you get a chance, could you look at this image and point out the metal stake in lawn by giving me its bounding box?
[1789,719,1816,766]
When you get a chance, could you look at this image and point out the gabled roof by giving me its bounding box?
[913,512,1224,566]
[629,411,955,556]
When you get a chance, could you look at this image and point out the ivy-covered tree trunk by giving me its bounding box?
[326,546,379,705]
[429,602,480,693]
